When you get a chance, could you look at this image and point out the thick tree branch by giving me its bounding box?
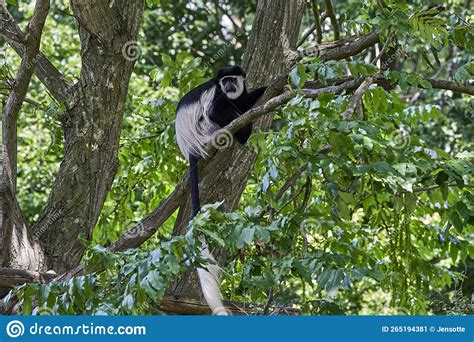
[108,176,189,252]
[1,0,50,272]
[2,0,50,188]
[226,79,361,135]
[159,294,299,316]
[0,268,56,287]
[319,30,379,61]
[29,0,146,274]
[0,4,70,103]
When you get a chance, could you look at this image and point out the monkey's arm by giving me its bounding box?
[233,124,252,145]
[247,87,267,108]
[233,87,266,145]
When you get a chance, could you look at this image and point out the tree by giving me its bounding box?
[0,0,472,315]
[1,0,145,273]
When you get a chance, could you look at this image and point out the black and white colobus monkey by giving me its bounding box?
[175,66,266,315]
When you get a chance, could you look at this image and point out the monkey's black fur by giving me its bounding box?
[176,66,266,218]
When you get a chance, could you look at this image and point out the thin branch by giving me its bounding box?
[262,288,274,315]
[275,163,309,201]
[310,0,323,43]
[300,175,312,211]
[297,23,317,48]
[296,12,328,48]
[267,162,310,218]
[214,1,241,31]
[368,76,474,96]
[427,79,474,96]
[371,31,393,65]
[454,13,472,28]
[0,92,42,107]
[411,183,472,193]
[341,76,375,120]
[324,0,340,40]
[342,34,393,120]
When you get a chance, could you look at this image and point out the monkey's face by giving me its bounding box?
[219,75,245,100]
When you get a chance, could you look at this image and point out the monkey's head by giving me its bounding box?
[217,66,247,100]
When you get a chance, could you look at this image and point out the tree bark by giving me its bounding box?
[28,0,145,274]
[159,294,299,316]
[1,0,50,271]
[1,0,145,275]
[168,0,306,302]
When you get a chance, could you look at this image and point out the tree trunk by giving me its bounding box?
[1,0,50,271]
[1,0,145,275]
[169,0,306,301]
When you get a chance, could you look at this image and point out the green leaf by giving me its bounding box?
[122,294,134,311]
[161,54,174,67]
[237,227,255,248]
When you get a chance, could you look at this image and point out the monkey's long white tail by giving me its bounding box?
[197,237,231,316]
